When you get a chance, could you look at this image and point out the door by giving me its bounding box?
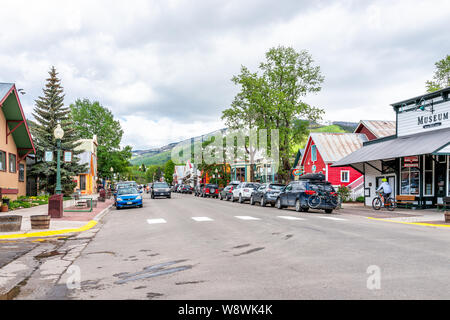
[435,160,446,199]
[376,175,396,198]
[80,175,87,191]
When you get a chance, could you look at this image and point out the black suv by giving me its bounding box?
[201,184,219,198]
[151,182,171,199]
[275,174,338,214]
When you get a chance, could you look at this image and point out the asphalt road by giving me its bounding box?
[18,192,450,299]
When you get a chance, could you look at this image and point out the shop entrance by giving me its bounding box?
[435,156,447,199]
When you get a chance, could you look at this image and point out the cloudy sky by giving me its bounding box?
[1,0,449,150]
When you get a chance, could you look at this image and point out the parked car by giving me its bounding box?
[151,182,171,199]
[180,184,193,194]
[250,183,286,207]
[219,181,241,201]
[113,181,139,205]
[194,184,204,196]
[230,182,261,203]
[116,186,143,209]
[201,183,219,198]
[275,173,338,214]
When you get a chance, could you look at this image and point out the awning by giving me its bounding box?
[332,128,450,167]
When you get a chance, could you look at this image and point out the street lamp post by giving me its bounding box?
[110,167,114,183]
[215,168,218,185]
[53,124,64,195]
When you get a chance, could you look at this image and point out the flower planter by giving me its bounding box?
[30,215,51,230]
[0,215,22,232]
[445,211,450,223]
[1,204,8,212]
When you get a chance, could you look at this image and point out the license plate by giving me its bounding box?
[127,202,132,205]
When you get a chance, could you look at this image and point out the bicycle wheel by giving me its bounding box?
[372,197,382,210]
[308,195,321,209]
[329,195,339,208]
[385,198,396,211]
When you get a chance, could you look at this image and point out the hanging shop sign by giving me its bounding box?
[292,168,302,176]
[403,156,419,168]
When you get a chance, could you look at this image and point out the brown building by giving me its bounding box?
[0,83,36,201]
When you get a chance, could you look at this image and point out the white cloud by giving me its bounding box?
[1,0,449,149]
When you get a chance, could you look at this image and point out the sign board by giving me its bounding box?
[64,151,73,163]
[403,156,419,168]
[44,151,53,162]
[397,98,450,137]
[292,168,302,176]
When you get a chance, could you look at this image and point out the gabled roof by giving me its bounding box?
[302,133,368,164]
[355,120,396,138]
[0,83,36,157]
[333,127,450,166]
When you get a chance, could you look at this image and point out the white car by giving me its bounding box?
[230,182,261,203]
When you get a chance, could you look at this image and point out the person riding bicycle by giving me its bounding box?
[376,178,392,205]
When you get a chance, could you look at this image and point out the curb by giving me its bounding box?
[367,217,450,228]
[0,203,113,240]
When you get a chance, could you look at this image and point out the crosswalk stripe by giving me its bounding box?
[277,216,305,221]
[235,216,261,221]
[147,219,167,224]
[316,216,347,221]
[191,217,214,222]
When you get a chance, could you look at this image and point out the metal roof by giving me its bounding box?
[391,86,450,108]
[333,127,450,166]
[357,120,396,138]
[307,133,368,163]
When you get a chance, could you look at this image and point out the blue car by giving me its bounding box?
[116,187,143,210]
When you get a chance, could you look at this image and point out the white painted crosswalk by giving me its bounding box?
[146,215,348,225]
[277,216,306,221]
[147,219,167,224]
[234,216,261,221]
[191,217,214,222]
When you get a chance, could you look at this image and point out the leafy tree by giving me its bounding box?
[69,99,132,178]
[29,66,86,195]
[426,55,450,92]
[164,160,175,185]
[222,46,324,182]
[146,165,164,182]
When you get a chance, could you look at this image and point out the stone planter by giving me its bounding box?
[30,215,51,230]
[0,215,22,232]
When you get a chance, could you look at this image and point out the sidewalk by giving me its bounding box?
[0,196,114,240]
[339,202,449,226]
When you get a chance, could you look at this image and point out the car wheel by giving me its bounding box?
[151,194,154,199]
[231,195,235,202]
[271,203,275,207]
[325,209,333,214]
[295,199,301,212]
[276,198,283,210]
[116,206,121,210]
[250,196,255,205]
[239,195,243,203]
[260,197,266,207]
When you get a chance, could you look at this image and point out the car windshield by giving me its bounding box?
[154,183,169,188]
[245,184,259,189]
[269,184,285,190]
[117,187,138,195]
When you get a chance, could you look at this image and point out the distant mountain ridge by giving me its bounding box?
[130,122,358,166]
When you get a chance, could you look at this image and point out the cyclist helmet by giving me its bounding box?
[382,178,387,182]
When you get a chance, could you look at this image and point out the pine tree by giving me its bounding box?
[29,66,86,195]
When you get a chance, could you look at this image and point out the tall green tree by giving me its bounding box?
[426,55,450,92]
[29,67,86,195]
[222,46,324,182]
[164,160,175,185]
[69,99,132,178]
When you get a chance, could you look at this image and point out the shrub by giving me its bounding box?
[356,196,365,203]
[337,185,351,203]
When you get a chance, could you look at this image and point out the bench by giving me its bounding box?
[395,195,416,209]
[437,197,450,211]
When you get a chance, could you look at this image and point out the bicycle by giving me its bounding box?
[372,191,395,211]
[308,190,339,209]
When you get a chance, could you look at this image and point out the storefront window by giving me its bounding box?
[9,154,16,173]
[423,155,434,196]
[448,156,450,196]
[401,158,420,195]
[19,164,25,182]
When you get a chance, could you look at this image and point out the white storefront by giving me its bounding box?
[333,87,450,208]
